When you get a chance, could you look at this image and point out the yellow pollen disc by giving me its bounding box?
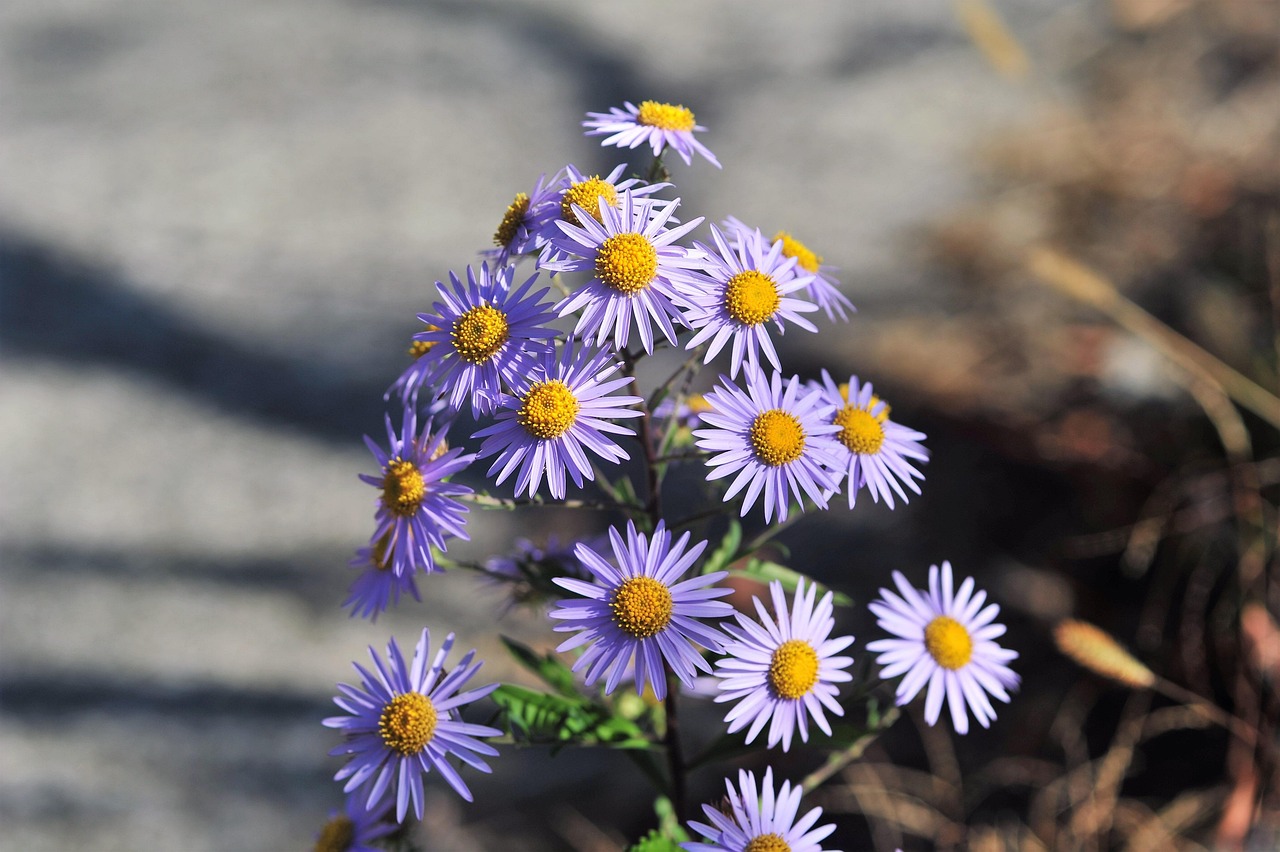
[408,324,441,359]
[517,380,580,439]
[686,394,713,414]
[768,639,821,699]
[595,232,658,295]
[744,833,791,852]
[724,270,781,326]
[493,192,530,248]
[925,615,974,670]
[637,100,697,132]
[749,409,806,466]
[610,576,674,639]
[561,178,618,226]
[451,304,510,364]
[772,231,822,274]
[378,692,438,755]
[833,405,885,455]
[313,815,355,852]
[382,458,425,517]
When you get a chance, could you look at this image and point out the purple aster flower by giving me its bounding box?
[324,629,502,822]
[549,520,733,700]
[583,100,721,168]
[360,408,473,578]
[483,171,563,266]
[654,391,715,432]
[472,343,643,499]
[816,370,928,509]
[694,367,841,523]
[680,225,820,378]
[866,561,1020,735]
[534,164,671,263]
[723,216,853,322]
[311,794,394,852]
[411,264,558,417]
[683,767,837,852]
[343,535,421,622]
[713,579,854,752]
[385,321,447,406]
[541,189,704,353]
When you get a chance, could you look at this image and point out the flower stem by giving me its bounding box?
[664,672,688,825]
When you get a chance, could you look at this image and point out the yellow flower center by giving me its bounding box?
[924,615,973,670]
[610,576,674,639]
[772,231,822,274]
[382,458,425,518]
[637,100,697,132]
[561,177,618,226]
[451,305,510,364]
[493,192,530,248]
[407,324,441,359]
[378,691,438,755]
[595,232,659,295]
[768,639,821,699]
[517,380,580,439]
[744,834,791,852]
[724,270,781,326]
[313,815,355,852]
[686,394,713,414]
[749,409,806,466]
[833,405,885,455]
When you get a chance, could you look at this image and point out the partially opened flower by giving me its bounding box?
[549,520,733,700]
[324,629,502,822]
[684,767,837,852]
[472,343,643,499]
[484,172,562,266]
[343,534,421,622]
[816,370,928,509]
[712,579,854,751]
[680,225,819,378]
[867,561,1019,734]
[583,99,721,168]
[360,409,473,578]
[694,366,840,522]
[311,794,394,852]
[541,189,704,353]
[411,263,557,417]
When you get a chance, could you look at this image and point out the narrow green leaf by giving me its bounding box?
[701,519,742,575]
[728,558,853,606]
[499,636,579,697]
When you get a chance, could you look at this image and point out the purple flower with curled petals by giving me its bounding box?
[583,100,720,168]
[549,520,733,701]
[683,767,837,852]
[323,629,501,822]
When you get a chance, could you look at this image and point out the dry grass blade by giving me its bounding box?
[1122,787,1224,852]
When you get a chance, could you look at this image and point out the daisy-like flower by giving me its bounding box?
[384,321,444,405]
[343,534,421,621]
[541,189,704,353]
[324,629,502,822]
[694,367,841,523]
[684,767,838,852]
[712,579,854,751]
[311,794,394,852]
[360,409,473,578]
[681,225,819,378]
[472,343,643,499]
[411,264,558,417]
[583,99,721,168]
[549,520,733,701]
[483,172,562,266]
[866,561,1020,735]
[816,370,928,509]
[722,217,853,322]
[534,164,670,262]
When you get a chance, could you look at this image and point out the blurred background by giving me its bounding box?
[4,0,1280,849]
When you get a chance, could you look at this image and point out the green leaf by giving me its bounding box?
[728,558,853,607]
[499,636,578,697]
[490,684,652,750]
[701,519,742,575]
[627,831,684,852]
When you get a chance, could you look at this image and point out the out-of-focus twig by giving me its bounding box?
[955,0,1030,79]
[1026,247,1280,432]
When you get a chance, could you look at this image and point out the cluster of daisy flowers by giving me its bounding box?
[316,99,1019,850]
